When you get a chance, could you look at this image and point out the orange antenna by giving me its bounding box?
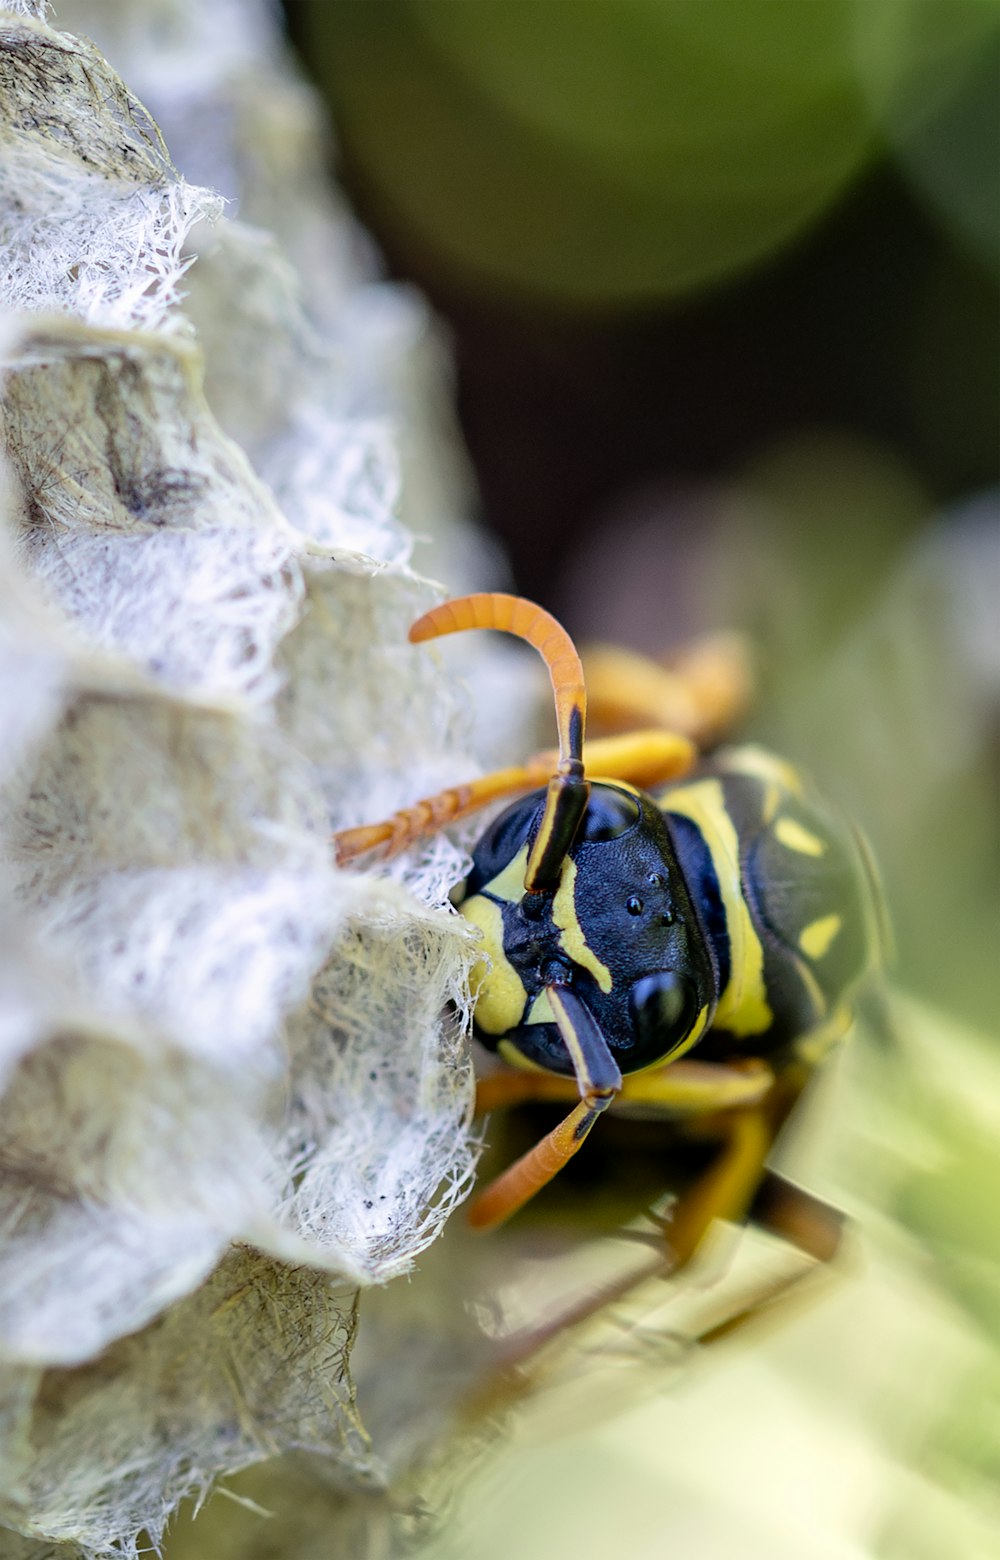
[410,593,589,892]
[410,594,586,771]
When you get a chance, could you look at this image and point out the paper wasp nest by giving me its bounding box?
[0,1,502,1552]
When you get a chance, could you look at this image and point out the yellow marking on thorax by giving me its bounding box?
[461,893,527,1036]
[713,745,806,824]
[799,912,842,960]
[663,778,773,1038]
[789,952,828,1020]
[794,1007,852,1067]
[715,745,805,798]
[552,856,613,994]
[774,816,826,857]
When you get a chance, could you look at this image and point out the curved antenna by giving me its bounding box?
[409,593,589,892]
[409,594,586,765]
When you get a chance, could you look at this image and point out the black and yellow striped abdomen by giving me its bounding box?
[656,745,883,1060]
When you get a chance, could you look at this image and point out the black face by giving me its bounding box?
[465,783,718,1077]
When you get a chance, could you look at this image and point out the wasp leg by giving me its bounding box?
[333,728,697,865]
[750,1169,845,1266]
[626,1063,848,1347]
[618,1056,774,1115]
[658,1106,775,1268]
[508,1057,804,1272]
[333,759,556,864]
[583,633,752,745]
[474,1069,580,1115]
[474,1056,773,1118]
[655,1060,809,1266]
[470,1057,775,1235]
[484,1171,847,1382]
[688,1172,847,1348]
[526,730,697,791]
[468,984,622,1231]
[473,1066,843,1375]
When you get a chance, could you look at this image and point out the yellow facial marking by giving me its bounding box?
[799,913,842,960]
[461,893,527,1035]
[525,784,560,881]
[664,779,772,1037]
[526,988,555,1025]
[675,1001,711,1059]
[480,843,530,905]
[552,857,613,994]
[774,816,826,857]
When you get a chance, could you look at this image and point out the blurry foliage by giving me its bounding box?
[553,430,999,1033]
[291,0,997,306]
[703,441,999,1033]
[854,0,1000,276]
[287,0,999,638]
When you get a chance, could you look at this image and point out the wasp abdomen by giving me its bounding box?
[658,746,880,1056]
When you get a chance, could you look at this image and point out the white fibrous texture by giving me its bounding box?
[0,19,221,332]
[0,4,502,1555]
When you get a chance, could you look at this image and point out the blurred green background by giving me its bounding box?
[286,0,999,1030]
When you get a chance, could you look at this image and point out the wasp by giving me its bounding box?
[335,594,886,1336]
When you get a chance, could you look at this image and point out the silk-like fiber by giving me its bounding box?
[0,3,505,1552]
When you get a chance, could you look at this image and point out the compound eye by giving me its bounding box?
[482,793,539,856]
[580,786,641,842]
[628,971,699,1059]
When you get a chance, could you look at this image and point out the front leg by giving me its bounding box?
[468,984,623,1231]
[333,759,554,864]
[475,1055,773,1118]
[583,633,752,745]
[470,1055,777,1236]
[478,1058,846,1368]
[333,731,696,866]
